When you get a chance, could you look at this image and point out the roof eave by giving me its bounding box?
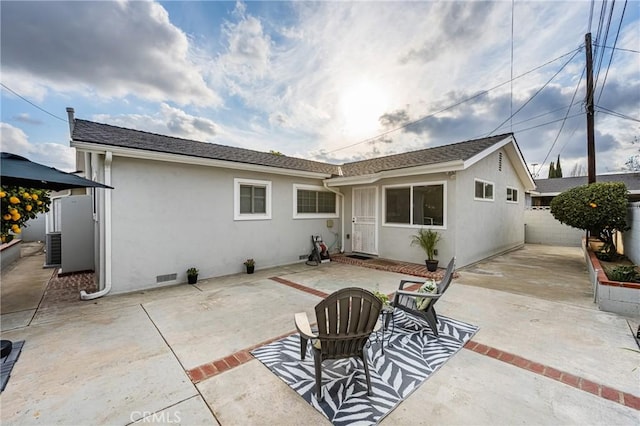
[464,135,536,191]
[71,141,333,179]
[325,160,464,187]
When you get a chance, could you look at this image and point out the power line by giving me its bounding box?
[326,47,582,154]
[491,104,581,132]
[538,66,586,172]
[485,48,582,136]
[595,105,640,122]
[597,0,628,103]
[594,45,639,54]
[0,82,67,122]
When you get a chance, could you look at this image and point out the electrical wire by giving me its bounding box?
[597,0,628,103]
[594,0,616,91]
[326,47,583,154]
[0,82,67,122]
[594,45,639,54]
[595,105,640,122]
[485,48,582,136]
[491,104,580,132]
[538,66,586,173]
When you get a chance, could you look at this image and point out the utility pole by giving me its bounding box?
[585,33,596,184]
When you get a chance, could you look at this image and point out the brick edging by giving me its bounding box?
[587,248,640,290]
[465,340,640,410]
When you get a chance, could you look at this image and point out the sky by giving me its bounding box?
[1,0,638,178]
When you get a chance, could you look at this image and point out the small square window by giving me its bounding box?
[234,178,271,220]
[507,187,519,202]
[474,179,494,201]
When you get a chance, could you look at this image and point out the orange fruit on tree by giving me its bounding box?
[9,196,20,204]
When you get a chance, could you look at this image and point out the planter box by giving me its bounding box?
[0,238,22,270]
[583,239,640,317]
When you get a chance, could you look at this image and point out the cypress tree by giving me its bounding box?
[556,155,563,178]
[548,162,556,178]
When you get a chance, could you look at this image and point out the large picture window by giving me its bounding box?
[234,178,271,220]
[293,184,338,218]
[384,182,446,228]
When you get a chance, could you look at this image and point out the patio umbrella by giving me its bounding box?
[1,152,113,191]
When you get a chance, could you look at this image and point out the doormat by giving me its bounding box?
[346,254,372,260]
[1,340,25,392]
[251,311,478,425]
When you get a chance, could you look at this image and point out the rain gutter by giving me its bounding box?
[81,151,112,300]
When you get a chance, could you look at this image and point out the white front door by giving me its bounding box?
[352,187,377,254]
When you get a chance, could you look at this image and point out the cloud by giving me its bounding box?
[93,103,219,143]
[0,123,75,171]
[12,113,43,126]
[0,1,220,106]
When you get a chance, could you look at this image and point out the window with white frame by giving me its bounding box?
[293,184,338,218]
[234,178,271,220]
[506,187,519,202]
[384,182,446,227]
[474,179,494,201]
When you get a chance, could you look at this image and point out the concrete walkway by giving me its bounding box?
[0,245,638,425]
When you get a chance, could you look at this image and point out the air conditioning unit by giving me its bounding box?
[45,232,62,267]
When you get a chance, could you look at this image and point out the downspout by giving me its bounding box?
[323,182,345,253]
[81,151,112,300]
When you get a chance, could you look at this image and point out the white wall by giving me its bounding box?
[20,214,46,242]
[524,207,584,247]
[108,157,339,293]
[454,149,525,266]
[623,202,640,264]
[340,148,526,268]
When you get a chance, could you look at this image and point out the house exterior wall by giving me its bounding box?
[341,172,456,265]
[340,148,525,268]
[454,149,525,266]
[105,156,339,294]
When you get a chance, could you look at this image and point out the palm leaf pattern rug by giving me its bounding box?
[251,310,478,425]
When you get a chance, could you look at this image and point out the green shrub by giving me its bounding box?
[550,182,629,258]
[605,265,640,282]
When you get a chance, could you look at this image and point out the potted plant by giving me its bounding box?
[244,258,255,274]
[187,267,199,284]
[373,290,391,309]
[411,228,441,272]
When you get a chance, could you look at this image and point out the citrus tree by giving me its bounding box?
[0,186,51,243]
[550,181,629,259]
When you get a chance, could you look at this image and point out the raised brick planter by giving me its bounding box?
[583,239,640,317]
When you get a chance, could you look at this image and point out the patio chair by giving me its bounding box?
[294,287,383,400]
[389,257,456,337]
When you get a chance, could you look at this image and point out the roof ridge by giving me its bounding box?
[73,118,338,170]
[342,133,513,167]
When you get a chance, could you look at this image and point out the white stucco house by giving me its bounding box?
[68,111,535,296]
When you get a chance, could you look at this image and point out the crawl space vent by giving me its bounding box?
[156,273,177,283]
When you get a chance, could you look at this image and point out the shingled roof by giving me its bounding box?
[72,119,515,178]
[533,173,640,194]
[340,134,513,177]
[72,119,340,176]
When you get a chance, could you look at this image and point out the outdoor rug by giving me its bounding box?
[1,340,25,393]
[251,310,478,425]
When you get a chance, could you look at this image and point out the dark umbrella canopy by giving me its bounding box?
[1,152,113,191]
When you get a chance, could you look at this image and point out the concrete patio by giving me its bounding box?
[0,244,638,425]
